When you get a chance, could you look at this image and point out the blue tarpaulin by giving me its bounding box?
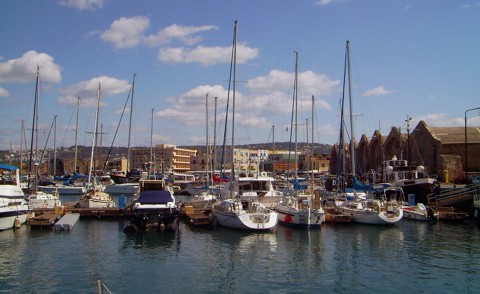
[136,190,173,204]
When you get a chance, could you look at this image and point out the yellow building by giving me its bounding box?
[130,144,197,173]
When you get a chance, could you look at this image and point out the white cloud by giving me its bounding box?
[248,70,339,100]
[155,69,338,133]
[59,0,106,11]
[100,17,220,51]
[316,0,334,6]
[145,24,218,46]
[0,51,61,84]
[100,16,150,49]
[361,86,393,97]
[58,76,131,107]
[158,42,259,65]
[0,87,10,97]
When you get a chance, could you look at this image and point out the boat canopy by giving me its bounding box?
[0,164,18,171]
[137,190,174,204]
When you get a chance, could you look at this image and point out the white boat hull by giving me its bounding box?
[275,203,324,228]
[402,204,438,221]
[0,211,29,231]
[338,205,403,225]
[104,183,139,195]
[78,192,115,208]
[213,199,278,230]
[39,185,87,195]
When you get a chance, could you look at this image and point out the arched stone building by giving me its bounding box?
[330,120,480,183]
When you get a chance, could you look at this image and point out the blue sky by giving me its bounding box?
[1,0,479,152]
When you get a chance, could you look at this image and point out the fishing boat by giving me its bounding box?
[212,21,278,231]
[383,156,440,204]
[275,51,324,228]
[0,164,31,230]
[77,83,115,208]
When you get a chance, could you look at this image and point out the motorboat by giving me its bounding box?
[0,164,31,230]
[402,203,438,221]
[123,177,178,233]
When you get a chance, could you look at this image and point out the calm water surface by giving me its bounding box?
[1,196,479,293]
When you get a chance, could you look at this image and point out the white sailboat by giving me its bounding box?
[334,41,403,225]
[275,51,324,228]
[77,83,115,208]
[0,164,31,230]
[212,21,278,231]
[25,66,62,209]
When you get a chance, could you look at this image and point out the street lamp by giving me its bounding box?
[465,106,480,183]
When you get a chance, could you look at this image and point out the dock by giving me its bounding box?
[29,212,61,228]
[54,213,80,231]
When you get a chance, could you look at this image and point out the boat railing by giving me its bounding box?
[427,184,479,206]
[97,279,112,294]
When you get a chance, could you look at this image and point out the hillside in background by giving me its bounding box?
[0,142,333,163]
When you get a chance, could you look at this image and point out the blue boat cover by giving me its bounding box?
[0,164,18,171]
[137,190,173,204]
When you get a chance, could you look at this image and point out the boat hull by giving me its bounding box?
[104,183,139,195]
[338,206,403,225]
[39,185,87,195]
[213,199,278,230]
[275,204,323,228]
[0,206,30,230]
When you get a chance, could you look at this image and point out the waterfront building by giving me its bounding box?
[130,144,197,173]
[329,120,480,182]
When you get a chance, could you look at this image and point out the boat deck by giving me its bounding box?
[180,205,213,226]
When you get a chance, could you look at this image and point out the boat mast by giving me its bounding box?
[53,115,57,176]
[74,97,80,173]
[27,66,39,193]
[346,40,356,177]
[88,83,101,187]
[294,51,299,182]
[150,108,154,167]
[231,20,237,190]
[205,93,210,187]
[127,74,136,174]
[311,95,315,183]
[213,96,218,187]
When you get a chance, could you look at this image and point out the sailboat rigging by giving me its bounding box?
[25,66,62,209]
[212,21,278,231]
[334,41,403,225]
[77,83,115,208]
[274,51,324,228]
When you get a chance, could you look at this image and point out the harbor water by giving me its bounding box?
[1,195,480,293]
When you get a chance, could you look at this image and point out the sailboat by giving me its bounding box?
[104,74,139,195]
[212,21,278,231]
[77,83,115,208]
[25,66,62,209]
[334,41,403,225]
[274,51,324,228]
